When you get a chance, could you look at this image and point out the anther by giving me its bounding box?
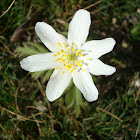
[72,48,75,52]
[79,54,84,57]
[79,59,82,62]
[70,69,74,73]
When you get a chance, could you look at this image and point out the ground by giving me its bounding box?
[0,0,140,139]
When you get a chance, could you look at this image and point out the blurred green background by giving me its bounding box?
[0,0,140,139]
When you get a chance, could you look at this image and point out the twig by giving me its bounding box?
[36,79,54,134]
[90,7,106,15]
[97,107,123,122]
[32,114,42,137]
[0,107,46,123]
[1,41,17,57]
[15,86,19,112]
[0,0,15,18]
[83,116,96,122]
[0,36,5,40]
[83,100,118,122]
[102,100,118,112]
[84,0,102,10]
[78,121,90,140]
[36,79,46,97]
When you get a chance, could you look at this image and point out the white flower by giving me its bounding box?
[20,9,116,102]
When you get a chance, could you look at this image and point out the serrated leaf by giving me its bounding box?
[15,44,39,56]
[28,42,48,53]
[31,71,44,79]
[41,69,54,83]
[15,42,48,57]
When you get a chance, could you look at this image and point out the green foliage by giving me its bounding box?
[0,0,140,139]
[131,22,140,41]
[15,42,48,56]
[15,42,51,83]
[66,87,86,118]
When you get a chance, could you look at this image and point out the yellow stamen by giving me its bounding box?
[79,59,82,62]
[78,63,82,66]
[54,55,57,56]
[62,71,65,74]
[75,61,82,67]
[76,52,79,56]
[61,50,65,53]
[68,48,70,51]
[86,59,90,61]
[59,67,61,69]
[57,52,60,55]
[75,61,79,66]
[74,43,76,46]
[63,42,66,45]
[59,58,63,60]
[70,69,74,73]
[78,50,82,52]
[55,67,58,69]
[79,54,84,57]
[72,48,75,52]
[62,55,66,57]
[83,69,86,71]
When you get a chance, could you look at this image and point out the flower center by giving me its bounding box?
[53,42,90,74]
[67,53,75,61]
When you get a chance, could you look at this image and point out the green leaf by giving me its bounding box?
[31,71,44,79]
[73,103,81,118]
[15,43,39,56]
[73,88,83,118]
[65,87,75,109]
[41,69,54,83]
[15,42,48,57]
[28,42,48,53]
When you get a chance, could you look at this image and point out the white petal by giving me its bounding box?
[20,53,57,72]
[86,59,116,76]
[82,38,116,58]
[72,70,98,102]
[68,9,91,46]
[35,22,67,52]
[46,69,72,102]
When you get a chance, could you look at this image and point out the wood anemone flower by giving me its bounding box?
[20,9,116,102]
